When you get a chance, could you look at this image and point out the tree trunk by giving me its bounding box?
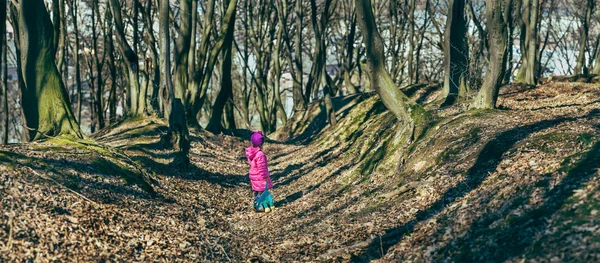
[68,0,83,123]
[442,0,469,106]
[190,0,237,129]
[55,0,66,74]
[108,0,141,115]
[223,98,236,130]
[574,0,594,75]
[471,0,508,109]
[293,0,307,111]
[407,0,416,84]
[174,0,192,101]
[356,0,422,139]
[91,0,105,130]
[160,0,189,165]
[106,9,118,124]
[9,3,28,142]
[2,4,7,144]
[515,0,539,85]
[324,73,337,126]
[273,1,288,127]
[187,0,214,128]
[142,0,161,115]
[594,34,600,74]
[503,0,515,83]
[17,0,83,140]
[344,10,359,94]
[207,0,237,134]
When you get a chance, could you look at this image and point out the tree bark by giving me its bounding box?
[55,0,66,74]
[2,1,7,144]
[68,0,83,123]
[515,0,539,85]
[106,7,118,124]
[207,0,237,134]
[407,0,417,84]
[108,0,141,115]
[141,0,161,115]
[293,0,307,111]
[503,0,515,83]
[160,0,189,165]
[471,0,508,109]
[17,0,83,140]
[174,0,192,101]
[356,0,422,139]
[574,0,594,75]
[91,0,105,130]
[593,34,600,74]
[189,0,237,129]
[344,9,359,94]
[442,0,469,106]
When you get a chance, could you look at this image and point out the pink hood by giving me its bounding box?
[245,146,273,192]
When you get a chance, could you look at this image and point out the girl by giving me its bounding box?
[245,131,274,212]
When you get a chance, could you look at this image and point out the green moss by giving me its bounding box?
[359,139,390,176]
[577,133,594,145]
[468,108,495,118]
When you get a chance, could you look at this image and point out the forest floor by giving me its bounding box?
[1,81,600,262]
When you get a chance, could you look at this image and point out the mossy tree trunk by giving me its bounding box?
[206,0,237,134]
[442,0,469,106]
[471,0,508,109]
[17,0,83,141]
[573,0,595,75]
[174,0,192,109]
[594,36,600,74]
[356,0,422,139]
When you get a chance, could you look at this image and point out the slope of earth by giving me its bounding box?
[229,81,600,262]
[1,81,599,262]
[0,125,245,261]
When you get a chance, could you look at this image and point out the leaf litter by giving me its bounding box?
[1,81,600,262]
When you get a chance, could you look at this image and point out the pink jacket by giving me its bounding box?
[245,146,273,192]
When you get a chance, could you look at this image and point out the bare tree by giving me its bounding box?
[108,0,142,115]
[356,0,425,141]
[442,0,470,106]
[471,0,508,109]
[160,0,189,165]
[515,0,540,85]
[573,0,595,75]
[207,0,239,133]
